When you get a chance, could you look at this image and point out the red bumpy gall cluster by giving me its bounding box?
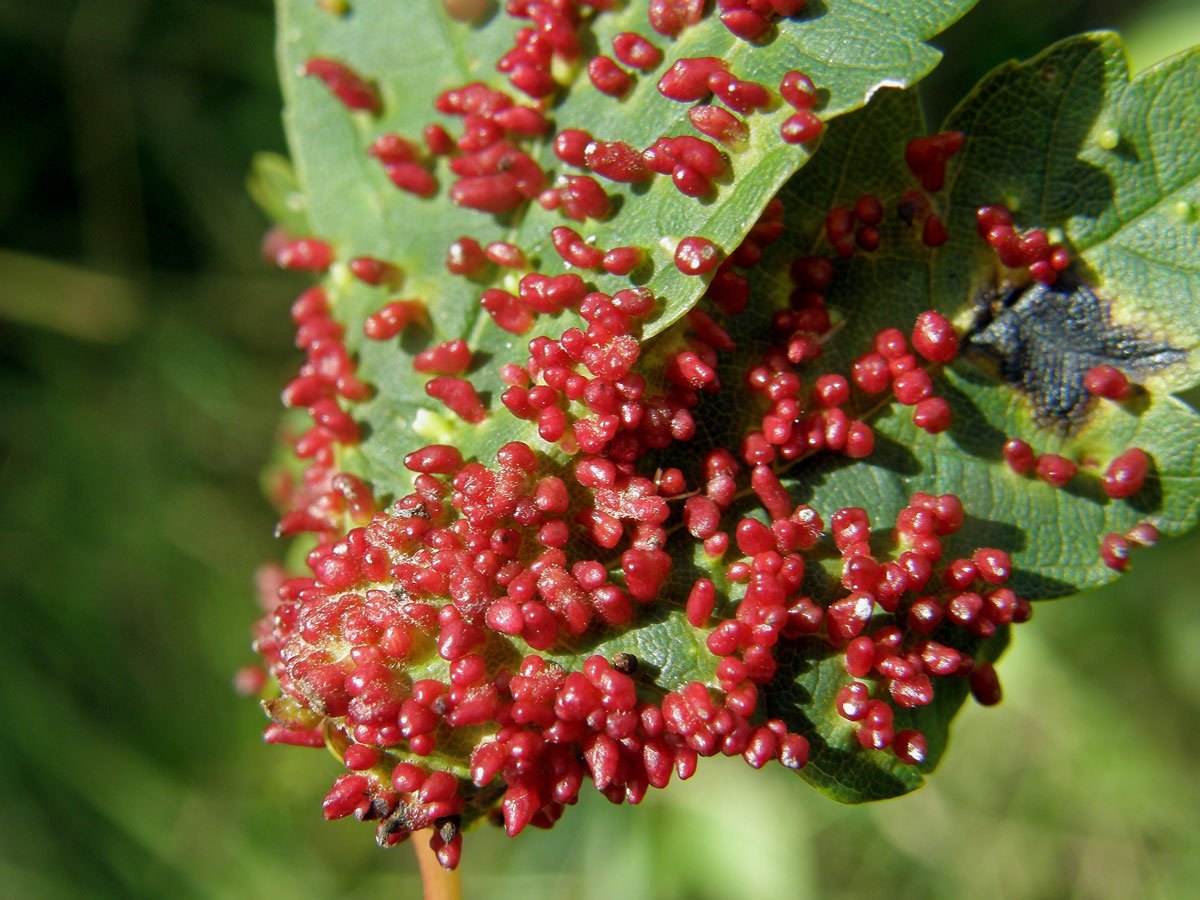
[250,0,1157,872]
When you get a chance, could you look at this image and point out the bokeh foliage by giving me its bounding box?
[1,1,1199,898]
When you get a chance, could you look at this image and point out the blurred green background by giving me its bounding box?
[2,1,1199,898]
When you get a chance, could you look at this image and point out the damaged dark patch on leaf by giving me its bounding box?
[962,274,1185,431]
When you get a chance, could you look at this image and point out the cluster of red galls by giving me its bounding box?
[822,131,966,259]
[829,493,1030,759]
[977,204,1072,285]
[253,378,1038,871]
[255,426,827,869]
[270,283,381,540]
[260,203,1015,870]
[302,0,822,221]
[1000,362,1155,570]
[256,0,1167,874]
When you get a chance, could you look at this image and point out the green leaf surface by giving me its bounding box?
[276,0,977,496]
[247,151,311,236]
[269,2,1199,811]
[696,35,1200,799]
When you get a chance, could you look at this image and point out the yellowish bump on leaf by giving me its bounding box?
[413,408,457,444]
